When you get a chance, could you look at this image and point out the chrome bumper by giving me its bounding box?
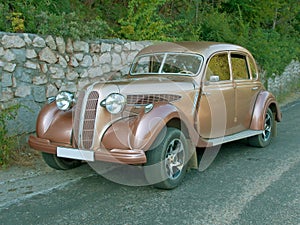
[29,135,147,164]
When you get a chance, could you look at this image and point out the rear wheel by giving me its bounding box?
[42,152,82,170]
[248,108,273,147]
[145,127,188,189]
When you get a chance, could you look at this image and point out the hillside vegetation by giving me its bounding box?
[0,0,299,77]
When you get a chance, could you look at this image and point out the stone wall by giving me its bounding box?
[267,60,300,98]
[0,32,151,135]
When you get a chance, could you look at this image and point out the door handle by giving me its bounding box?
[252,87,259,91]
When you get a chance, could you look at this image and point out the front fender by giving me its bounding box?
[101,103,201,151]
[101,103,177,151]
[250,91,282,130]
[36,102,73,144]
[130,103,179,150]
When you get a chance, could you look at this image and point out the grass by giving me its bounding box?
[0,139,41,170]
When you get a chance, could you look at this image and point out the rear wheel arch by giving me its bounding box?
[250,91,281,130]
[248,108,274,147]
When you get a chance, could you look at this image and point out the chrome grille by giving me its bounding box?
[126,94,181,105]
[82,91,99,149]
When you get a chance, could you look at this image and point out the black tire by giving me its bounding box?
[248,108,273,148]
[42,152,82,170]
[145,127,188,189]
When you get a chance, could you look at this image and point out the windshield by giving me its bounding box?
[130,53,203,76]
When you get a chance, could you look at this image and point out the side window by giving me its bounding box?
[248,57,258,79]
[206,53,230,81]
[231,54,250,80]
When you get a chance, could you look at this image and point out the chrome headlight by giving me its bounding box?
[56,91,75,111]
[101,93,126,114]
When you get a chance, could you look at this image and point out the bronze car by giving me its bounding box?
[29,42,282,189]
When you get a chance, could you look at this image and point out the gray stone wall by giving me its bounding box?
[267,60,300,97]
[0,32,151,135]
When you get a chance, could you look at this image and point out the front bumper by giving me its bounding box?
[28,135,147,164]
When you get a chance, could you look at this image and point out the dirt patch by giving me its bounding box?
[10,146,41,167]
[0,145,42,171]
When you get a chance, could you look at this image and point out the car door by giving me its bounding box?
[197,52,236,138]
[230,53,262,131]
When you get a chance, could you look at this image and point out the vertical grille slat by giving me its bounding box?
[73,91,85,146]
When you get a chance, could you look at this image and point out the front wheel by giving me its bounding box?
[248,108,273,148]
[42,152,82,170]
[145,127,189,189]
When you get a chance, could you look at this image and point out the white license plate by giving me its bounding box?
[57,147,94,161]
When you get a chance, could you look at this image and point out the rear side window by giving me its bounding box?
[231,54,250,80]
[248,57,258,79]
[206,53,230,81]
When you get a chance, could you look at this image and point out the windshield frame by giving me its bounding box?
[129,52,204,77]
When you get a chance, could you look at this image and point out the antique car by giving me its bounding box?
[29,42,282,189]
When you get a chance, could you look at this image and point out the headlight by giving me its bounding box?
[102,93,126,114]
[56,91,75,111]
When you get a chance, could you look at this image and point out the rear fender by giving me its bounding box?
[250,91,282,131]
[36,102,73,144]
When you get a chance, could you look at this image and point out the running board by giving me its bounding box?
[204,130,263,146]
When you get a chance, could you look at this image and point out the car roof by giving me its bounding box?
[137,41,251,58]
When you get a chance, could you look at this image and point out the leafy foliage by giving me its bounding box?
[0,0,114,39]
[119,0,172,40]
[0,0,299,77]
[6,12,25,33]
[0,105,20,167]
[35,12,114,40]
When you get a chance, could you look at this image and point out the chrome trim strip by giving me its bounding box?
[206,130,263,146]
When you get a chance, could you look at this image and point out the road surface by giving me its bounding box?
[0,101,299,225]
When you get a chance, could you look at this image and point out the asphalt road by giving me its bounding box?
[0,101,299,225]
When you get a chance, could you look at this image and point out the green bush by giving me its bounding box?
[0,0,299,78]
[119,0,172,41]
[0,105,20,168]
[0,3,10,32]
[35,12,114,40]
[194,6,300,78]
[0,0,114,39]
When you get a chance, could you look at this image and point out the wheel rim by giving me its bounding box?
[262,112,272,141]
[164,138,185,180]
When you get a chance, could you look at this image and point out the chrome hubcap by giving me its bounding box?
[262,112,272,141]
[165,138,185,180]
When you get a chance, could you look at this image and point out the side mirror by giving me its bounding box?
[209,75,220,82]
